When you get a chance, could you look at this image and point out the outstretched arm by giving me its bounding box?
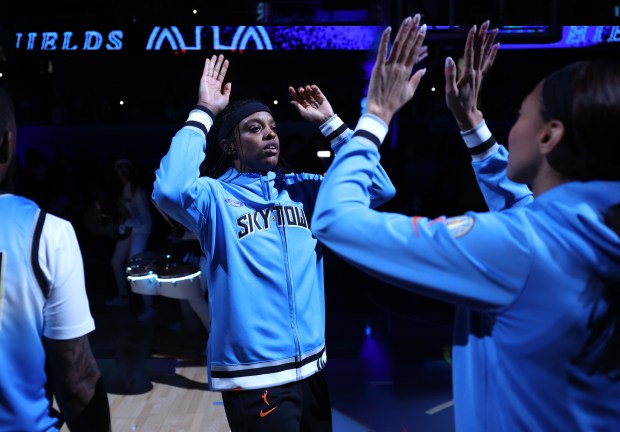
[153,55,232,232]
[289,83,396,207]
[445,22,532,210]
[444,20,498,131]
[311,16,526,310]
[312,13,427,221]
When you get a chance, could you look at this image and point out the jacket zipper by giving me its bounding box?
[266,172,302,376]
[279,220,302,377]
[260,172,301,374]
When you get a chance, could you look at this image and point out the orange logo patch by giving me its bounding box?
[260,390,278,418]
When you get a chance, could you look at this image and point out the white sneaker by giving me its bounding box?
[137,307,156,322]
[106,296,129,307]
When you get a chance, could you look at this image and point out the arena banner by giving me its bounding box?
[12,25,620,52]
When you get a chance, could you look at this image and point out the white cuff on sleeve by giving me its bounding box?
[320,114,350,143]
[187,109,214,132]
[352,113,388,147]
[461,119,491,148]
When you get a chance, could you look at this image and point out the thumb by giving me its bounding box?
[444,57,458,96]
[409,68,427,93]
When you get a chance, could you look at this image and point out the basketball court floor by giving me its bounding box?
[78,242,456,432]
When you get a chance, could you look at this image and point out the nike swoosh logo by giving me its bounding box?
[259,406,278,417]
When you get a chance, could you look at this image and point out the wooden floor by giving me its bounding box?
[61,365,230,432]
[67,263,456,432]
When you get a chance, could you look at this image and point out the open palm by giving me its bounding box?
[198,54,232,115]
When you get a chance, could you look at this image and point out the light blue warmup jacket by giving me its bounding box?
[312,116,620,431]
[153,107,395,390]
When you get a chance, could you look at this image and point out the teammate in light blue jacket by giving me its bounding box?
[152,55,395,430]
[312,18,620,431]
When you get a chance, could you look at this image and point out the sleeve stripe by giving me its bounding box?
[192,104,215,120]
[461,120,492,148]
[184,120,208,138]
[31,210,50,298]
[326,123,348,142]
[186,106,214,132]
[320,114,350,143]
[470,137,497,155]
[411,216,421,237]
[319,114,343,133]
[352,130,382,148]
[352,113,388,147]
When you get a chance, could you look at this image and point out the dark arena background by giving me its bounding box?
[1,1,619,430]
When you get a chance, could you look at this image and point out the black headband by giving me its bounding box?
[217,101,272,142]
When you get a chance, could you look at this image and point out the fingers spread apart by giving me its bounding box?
[204,54,228,81]
[377,14,426,73]
[289,85,323,108]
[464,21,499,75]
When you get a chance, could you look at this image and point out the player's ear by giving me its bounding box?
[539,120,565,156]
[220,138,238,159]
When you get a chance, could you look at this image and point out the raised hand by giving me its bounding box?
[365,14,427,124]
[198,54,232,116]
[288,84,335,126]
[444,21,499,130]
